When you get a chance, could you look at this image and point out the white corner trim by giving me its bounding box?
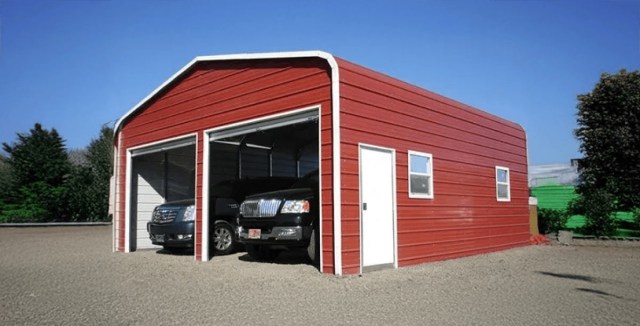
[124,150,132,253]
[324,54,342,276]
[112,135,120,253]
[201,135,210,262]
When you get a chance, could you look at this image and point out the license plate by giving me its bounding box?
[156,234,165,243]
[248,229,261,239]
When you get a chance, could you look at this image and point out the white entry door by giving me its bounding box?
[360,145,396,271]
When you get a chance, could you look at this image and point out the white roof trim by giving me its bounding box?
[114,51,335,133]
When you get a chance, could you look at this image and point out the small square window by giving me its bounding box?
[496,166,510,202]
[408,151,433,199]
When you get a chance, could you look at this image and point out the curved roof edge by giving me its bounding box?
[113,50,337,134]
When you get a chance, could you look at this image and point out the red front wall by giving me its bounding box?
[116,58,335,272]
[336,58,530,274]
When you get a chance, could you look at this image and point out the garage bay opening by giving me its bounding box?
[130,138,196,251]
[206,108,320,265]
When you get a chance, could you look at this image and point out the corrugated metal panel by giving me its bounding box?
[117,58,333,267]
[131,153,165,250]
[336,57,530,271]
[209,142,238,185]
[320,161,334,274]
[272,151,296,176]
[166,145,196,202]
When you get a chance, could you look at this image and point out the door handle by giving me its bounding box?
[363,202,367,211]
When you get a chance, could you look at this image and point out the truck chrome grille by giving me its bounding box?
[240,199,281,217]
[152,208,178,223]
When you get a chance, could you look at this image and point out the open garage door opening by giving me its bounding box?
[129,138,196,252]
[205,108,321,266]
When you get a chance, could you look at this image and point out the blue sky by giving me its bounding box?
[0,0,638,165]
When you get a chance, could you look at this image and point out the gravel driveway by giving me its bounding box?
[1,226,639,325]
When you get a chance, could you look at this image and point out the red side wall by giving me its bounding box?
[336,58,530,274]
[116,58,334,272]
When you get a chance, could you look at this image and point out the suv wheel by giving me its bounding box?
[307,229,319,265]
[212,221,235,255]
[246,244,278,261]
[307,223,320,267]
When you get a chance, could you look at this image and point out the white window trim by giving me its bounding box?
[408,150,434,199]
[496,166,511,202]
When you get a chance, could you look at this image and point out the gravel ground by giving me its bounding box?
[1,226,639,326]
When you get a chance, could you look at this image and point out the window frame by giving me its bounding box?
[408,150,434,199]
[495,166,511,202]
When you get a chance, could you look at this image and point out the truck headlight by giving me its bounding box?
[182,205,195,222]
[280,200,310,214]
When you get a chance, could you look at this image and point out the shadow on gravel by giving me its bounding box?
[576,288,624,299]
[238,250,318,269]
[155,248,194,256]
[536,271,600,283]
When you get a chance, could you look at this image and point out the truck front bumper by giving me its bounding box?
[237,225,311,245]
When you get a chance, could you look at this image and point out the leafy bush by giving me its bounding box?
[0,203,48,223]
[538,208,569,234]
[633,208,640,229]
[582,189,617,236]
[567,190,619,236]
[567,196,585,216]
[0,181,68,222]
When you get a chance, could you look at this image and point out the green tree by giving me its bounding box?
[0,155,12,199]
[67,126,114,221]
[0,155,13,221]
[1,123,71,222]
[574,69,640,235]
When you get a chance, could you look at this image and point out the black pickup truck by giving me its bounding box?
[147,177,298,255]
[237,170,319,264]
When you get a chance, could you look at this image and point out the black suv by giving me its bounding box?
[237,170,319,263]
[147,177,298,255]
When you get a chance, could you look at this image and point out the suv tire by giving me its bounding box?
[212,221,236,255]
[307,228,320,266]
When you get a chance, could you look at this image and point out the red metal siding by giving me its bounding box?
[336,58,530,273]
[116,143,126,251]
[320,113,335,274]
[116,58,334,269]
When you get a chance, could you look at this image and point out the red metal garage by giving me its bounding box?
[112,51,530,275]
